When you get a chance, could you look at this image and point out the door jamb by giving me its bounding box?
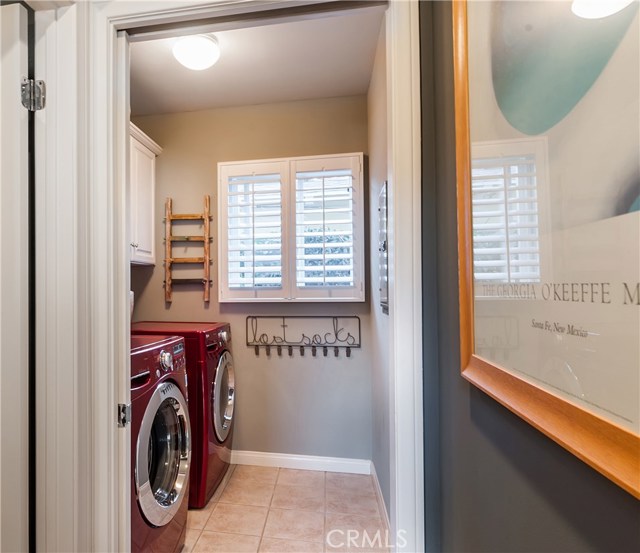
[35,1,423,551]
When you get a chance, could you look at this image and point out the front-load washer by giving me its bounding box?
[130,335,191,553]
[131,322,235,509]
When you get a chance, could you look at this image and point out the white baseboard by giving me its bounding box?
[370,462,391,531]
[230,450,371,475]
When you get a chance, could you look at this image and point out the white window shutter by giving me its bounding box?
[218,154,364,302]
[219,160,289,301]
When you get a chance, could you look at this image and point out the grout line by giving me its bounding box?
[189,465,377,552]
[256,466,279,551]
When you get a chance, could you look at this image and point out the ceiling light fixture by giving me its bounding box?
[172,35,220,71]
[571,0,635,19]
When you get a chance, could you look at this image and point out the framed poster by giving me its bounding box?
[453,0,640,498]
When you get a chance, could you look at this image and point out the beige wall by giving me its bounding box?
[131,95,374,459]
[366,18,390,511]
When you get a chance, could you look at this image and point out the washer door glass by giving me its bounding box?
[136,381,190,527]
[212,351,235,442]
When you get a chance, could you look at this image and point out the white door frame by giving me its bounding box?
[34,1,423,551]
[1,4,30,552]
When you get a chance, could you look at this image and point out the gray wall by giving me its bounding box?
[367,16,391,512]
[131,96,373,460]
[423,2,640,552]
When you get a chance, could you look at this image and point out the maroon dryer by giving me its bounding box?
[132,322,235,509]
[130,334,191,553]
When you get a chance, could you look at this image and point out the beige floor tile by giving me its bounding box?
[324,512,388,551]
[263,509,325,543]
[325,488,380,519]
[259,537,324,553]
[232,465,279,485]
[209,465,236,503]
[326,545,388,553]
[188,501,218,530]
[184,466,387,553]
[325,473,374,494]
[277,468,325,488]
[205,503,269,536]
[182,528,202,553]
[324,512,385,534]
[219,479,275,507]
[271,483,325,512]
[193,530,260,553]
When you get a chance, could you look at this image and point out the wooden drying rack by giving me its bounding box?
[164,195,212,302]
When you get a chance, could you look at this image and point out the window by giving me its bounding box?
[218,154,364,302]
[471,138,549,284]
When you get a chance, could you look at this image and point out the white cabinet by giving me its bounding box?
[130,123,162,265]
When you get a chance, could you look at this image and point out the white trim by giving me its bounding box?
[115,31,133,553]
[231,450,372,475]
[386,0,424,551]
[35,5,83,551]
[26,1,74,11]
[129,122,162,156]
[371,463,391,532]
[1,5,30,552]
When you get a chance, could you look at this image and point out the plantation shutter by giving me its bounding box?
[295,168,355,288]
[471,140,548,284]
[227,172,283,288]
[219,160,289,301]
[218,154,364,302]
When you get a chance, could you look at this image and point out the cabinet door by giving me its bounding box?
[130,137,156,265]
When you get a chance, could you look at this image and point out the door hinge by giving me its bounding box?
[117,403,131,428]
[21,78,46,111]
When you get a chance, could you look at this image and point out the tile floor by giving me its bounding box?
[183,465,389,552]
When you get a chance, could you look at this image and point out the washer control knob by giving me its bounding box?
[159,350,173,372]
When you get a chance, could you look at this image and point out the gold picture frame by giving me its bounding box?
[453,0,639,499]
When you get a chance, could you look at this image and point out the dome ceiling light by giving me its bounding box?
[571,0,636,19]
[172,35,221,71]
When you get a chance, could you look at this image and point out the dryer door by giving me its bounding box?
[212,351,235,442]
[136,381,191,527]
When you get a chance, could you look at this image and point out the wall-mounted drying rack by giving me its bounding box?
[164,195,212,303]
[246,316,361,358]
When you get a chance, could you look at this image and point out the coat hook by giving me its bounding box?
[346,347,351,358]
[277,345,282,356]
[323,346,328,357]
[334,347,339,357]
[266,345,271,356]
[254,345,260,356]
[300,346,305,356]
[288,346,293,357]
[312,346,317,357]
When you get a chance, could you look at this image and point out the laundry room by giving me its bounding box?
[128,2,393,551]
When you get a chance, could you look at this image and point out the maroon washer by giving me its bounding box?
[130,335,190,553]
[131,322,235,509]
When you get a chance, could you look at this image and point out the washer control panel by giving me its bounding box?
[159,350,173,372]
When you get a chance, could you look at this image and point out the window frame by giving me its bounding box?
[218,153,365,303]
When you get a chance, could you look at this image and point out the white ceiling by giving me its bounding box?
[129,6,386,116]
